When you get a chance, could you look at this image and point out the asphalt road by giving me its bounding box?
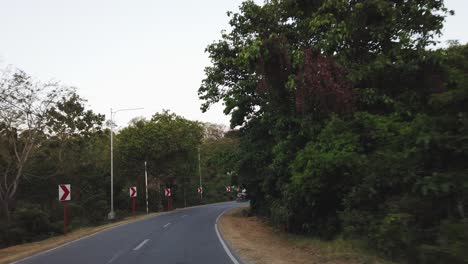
[14,201,245,264]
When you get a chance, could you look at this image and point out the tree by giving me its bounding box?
[198,1,464,262]
[199,124,240,203]
[199,0,451,128]
[0,68,70,221]
[44,93,105,175]
[116,111,204,209]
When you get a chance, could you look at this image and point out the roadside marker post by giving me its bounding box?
[198,147,202,201]
[144,161,149,214]
[58,184,71,235]
[132,197,135,217]
[198,186,203,204]
[130,186,137,217]
[164,188,172,211]
[63,202,67,235]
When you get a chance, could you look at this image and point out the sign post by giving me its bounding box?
[164,188,172,211]
[58,184,71,235]
[63,202,67,235]
[130,186,137,217]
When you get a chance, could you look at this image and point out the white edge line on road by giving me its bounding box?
[163,222,171,228]
[10,223,126,264]
[132,239,150,251]
[215,208,241,264]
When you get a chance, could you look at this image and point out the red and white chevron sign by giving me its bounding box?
[226,186,231,192]
[164,188,171,197]
[58,184,71,201]
[198,186,203,194]
[129,186,137,198]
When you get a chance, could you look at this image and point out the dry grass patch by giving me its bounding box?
[219,207,394,264]
[0,212,164,264]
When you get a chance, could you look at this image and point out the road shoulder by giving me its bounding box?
[218,206,393,264]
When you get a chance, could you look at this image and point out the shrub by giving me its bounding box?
[417,220,468,264]
[370,213,417,259]
[0,225,27,247]
[15,205,51,238]
[269,199,289,231]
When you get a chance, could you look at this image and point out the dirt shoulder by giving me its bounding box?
[0,212,164,264]
[219,206,392,264]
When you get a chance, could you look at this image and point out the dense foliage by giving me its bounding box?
[199,0,467,263]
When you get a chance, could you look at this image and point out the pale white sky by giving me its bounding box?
[0,0,467,127]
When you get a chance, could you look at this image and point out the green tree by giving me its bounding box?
[199,123,240,203]
[198,1,465,263]
[116,111,204,210]
[0,68,71,221]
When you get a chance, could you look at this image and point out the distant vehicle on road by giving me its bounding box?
[236,192,248,202]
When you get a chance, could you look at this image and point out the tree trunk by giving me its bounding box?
[157,177,163,211]
[1,198,11,223]
[457,200,465,220]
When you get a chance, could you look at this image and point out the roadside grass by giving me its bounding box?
[278,234,392,264]
[220,207,395,264]
[0,212,163,264]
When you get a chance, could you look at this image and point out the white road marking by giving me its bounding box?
[181,214,188,218]
[10,202,237,264]
[107,251,124,263]
[215,208,241,264]
[133,239,150,251]
[163,222,171,228]
[10,211,173,264]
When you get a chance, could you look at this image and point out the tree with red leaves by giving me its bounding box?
[295,50,354,118]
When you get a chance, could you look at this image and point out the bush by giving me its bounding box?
[15,205,51,238]
[417,220,468,264]
[288,116,361,238]
[50,221,65,235]
[83,199,108,225]
[371,213,417,260]
[0,225,27,247]
[269,199,289,231]
[340,209,378,239]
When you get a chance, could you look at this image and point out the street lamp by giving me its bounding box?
[198,146,202,201]
[108,107,143,220]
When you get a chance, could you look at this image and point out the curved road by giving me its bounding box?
[14,201,244,264]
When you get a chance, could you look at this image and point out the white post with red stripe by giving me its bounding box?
[144,161,149,214]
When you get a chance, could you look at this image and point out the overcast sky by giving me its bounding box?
[1,0,467,128]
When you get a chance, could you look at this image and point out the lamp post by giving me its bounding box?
[198,146,202,201]
[108,107,143,220]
